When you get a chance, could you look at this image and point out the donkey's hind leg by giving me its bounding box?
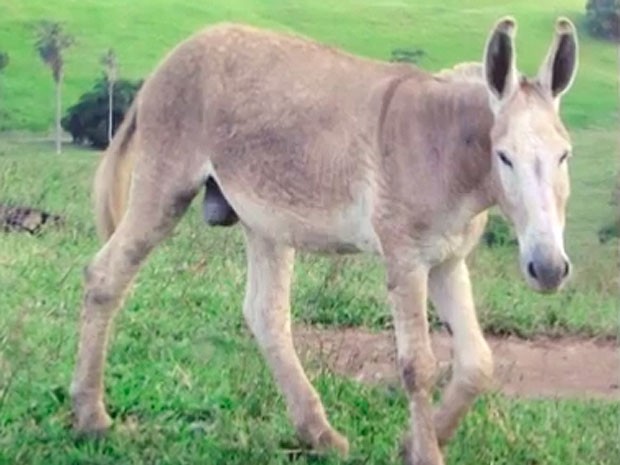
[242,229,349,457]
[71,169,199,434]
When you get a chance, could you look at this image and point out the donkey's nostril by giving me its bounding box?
[562,260,571,278]
[527,261,538,280]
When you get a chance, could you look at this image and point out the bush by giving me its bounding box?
[598,175,620,242]
[585,0,620,41]
[0,51,8,72]
[390,47,425,64]
[62,76,142,149]
[482,214,518,248]
[598,221,619,243]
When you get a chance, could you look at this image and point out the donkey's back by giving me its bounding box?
[136,23,430,252]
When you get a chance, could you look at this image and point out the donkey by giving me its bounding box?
[70,16,578,464]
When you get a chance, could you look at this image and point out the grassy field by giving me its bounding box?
[1,0,619,464]
[0,138,618,464]
[0,0,618,131]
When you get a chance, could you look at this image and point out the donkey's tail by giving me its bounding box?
[93,99,139,241]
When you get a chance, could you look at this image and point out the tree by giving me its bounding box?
[34,21,74,154]
[100,48,117,143]
[62,76,142,149]
[585,0,620,41]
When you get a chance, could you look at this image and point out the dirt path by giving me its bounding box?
[294,327,620,400]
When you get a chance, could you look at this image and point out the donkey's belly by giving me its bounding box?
[220,181,381,254]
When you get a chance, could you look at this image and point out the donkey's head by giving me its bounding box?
[483,17,578,293]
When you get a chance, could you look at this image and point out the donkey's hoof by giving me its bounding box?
[298,422,350,458]
[73,407,112,436]
[315,427,350,457]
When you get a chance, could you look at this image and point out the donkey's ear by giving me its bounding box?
[484,17,518,103]
[537,17,578,99]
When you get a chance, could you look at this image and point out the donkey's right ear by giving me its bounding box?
[484,17,518,105]
[537,17,578,102]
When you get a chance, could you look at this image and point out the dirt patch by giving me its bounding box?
[294,327,620,400]
[0,203,63,234]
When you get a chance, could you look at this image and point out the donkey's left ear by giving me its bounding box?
[537,17,579,99]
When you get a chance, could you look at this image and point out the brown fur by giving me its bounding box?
[71,18,579,465]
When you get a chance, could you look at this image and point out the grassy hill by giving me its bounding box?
[1,2,619,464]
[0,0,618,131]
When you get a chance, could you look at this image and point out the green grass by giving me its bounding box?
[0,136,618,462]
[0,201,618,464]
[0,1,619,463]
[0,0,618,131]
[1,344,618,465]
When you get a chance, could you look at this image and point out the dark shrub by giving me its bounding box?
[598,221,619,243]
[390,47,425,64]
[482,214,518,248]
[0,51,8,71]
[599,175,620,242]
[585,0,620,41]
[62,76,142,149]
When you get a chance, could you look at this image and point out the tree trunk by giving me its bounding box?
[55,75,62,154]
[108,81,114,143]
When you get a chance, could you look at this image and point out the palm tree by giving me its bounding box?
[34,21,74,154]
[100,48,118,144]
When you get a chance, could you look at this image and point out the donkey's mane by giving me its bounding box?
[434,62,485,84]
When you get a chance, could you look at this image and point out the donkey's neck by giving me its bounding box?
[380,77,497,230]
[436,79,497,214]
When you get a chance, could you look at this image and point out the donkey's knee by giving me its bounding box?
[82,264,121,311]
[399,350,438,394]
[455,347,494,396]
[82,245,143,313]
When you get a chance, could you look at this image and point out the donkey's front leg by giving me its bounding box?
[387,263,443,465]
[242,230,349,457]
[429,258,493,446]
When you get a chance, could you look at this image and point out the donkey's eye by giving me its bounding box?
[559,151,570,165]
[497,151,513,168]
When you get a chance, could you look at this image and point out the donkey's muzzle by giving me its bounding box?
[526,255,570,292]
